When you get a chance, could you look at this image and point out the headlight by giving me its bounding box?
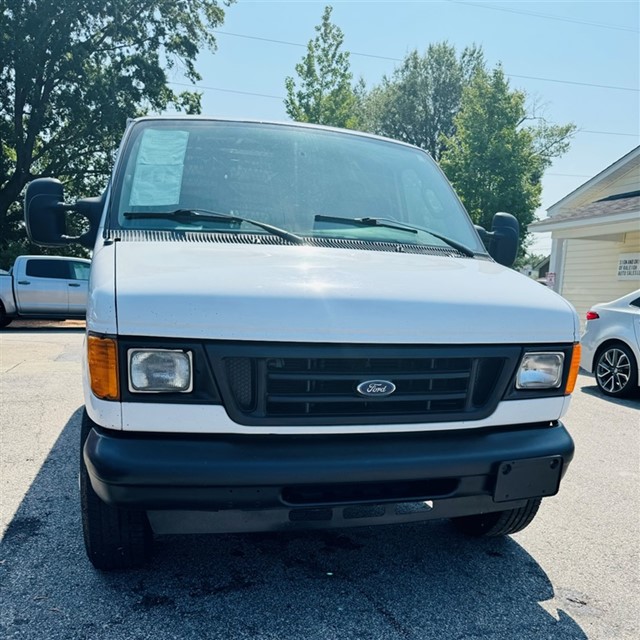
[128,349,193,393]
[516,352,564,389]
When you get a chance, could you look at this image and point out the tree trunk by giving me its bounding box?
[0,172,29,243]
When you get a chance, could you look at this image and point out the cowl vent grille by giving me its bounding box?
[107,230,471,258]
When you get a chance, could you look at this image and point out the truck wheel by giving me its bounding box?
[80,410,153,570]
[595,342,638,398]
[450,498,541,537]
[0,303,12,327]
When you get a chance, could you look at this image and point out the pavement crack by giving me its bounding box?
[3,361,25,373]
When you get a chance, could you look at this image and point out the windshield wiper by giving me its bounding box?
[123,208,305,245]
[314,214,476,257]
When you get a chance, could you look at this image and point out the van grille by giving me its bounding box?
[207,344,519,426]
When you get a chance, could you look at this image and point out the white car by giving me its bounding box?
[581,290,640,398]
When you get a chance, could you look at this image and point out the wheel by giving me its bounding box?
[451,498,541,537]
[80,410,153,570]
[595,342,638,398]
[0,303,12,327]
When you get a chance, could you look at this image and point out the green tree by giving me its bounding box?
[284,6,359,128]
[514,252,547,272]
[440,67,575,251]
[362,43,485,160]
[0,0,233,267]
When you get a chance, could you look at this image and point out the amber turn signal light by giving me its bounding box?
[565,343,581,395]
[87,335,120,400]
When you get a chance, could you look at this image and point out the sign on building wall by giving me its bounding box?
[617,253,640,280]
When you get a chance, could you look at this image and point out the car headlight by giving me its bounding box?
[516,352,565,389]
[128,349,193,393]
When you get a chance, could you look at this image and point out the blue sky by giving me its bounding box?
[171,0,640,254]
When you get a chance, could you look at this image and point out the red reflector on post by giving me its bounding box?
[586,311,599,320]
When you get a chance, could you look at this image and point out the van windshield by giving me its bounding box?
[111,120,485,254]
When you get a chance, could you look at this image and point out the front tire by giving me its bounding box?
[451,499,541,537]
[595,342,638,398]
[80,410,153,570]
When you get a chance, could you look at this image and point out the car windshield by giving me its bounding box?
[111,120,486,254]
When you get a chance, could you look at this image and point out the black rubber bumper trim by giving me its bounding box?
[84,422,574,510]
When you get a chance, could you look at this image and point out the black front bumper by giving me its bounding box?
[84,422,574,515]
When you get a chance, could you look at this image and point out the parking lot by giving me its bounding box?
[1,325,638,640]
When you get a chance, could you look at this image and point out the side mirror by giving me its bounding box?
[25,178,103,249]
[24,178,67,247]
[476,212,519,267]
[490,212,519,267]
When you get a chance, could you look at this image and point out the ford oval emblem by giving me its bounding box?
[356,380,397,398]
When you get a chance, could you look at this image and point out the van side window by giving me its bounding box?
[25,259,70,279]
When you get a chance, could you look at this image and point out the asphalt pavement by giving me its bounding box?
[1,325,638,640]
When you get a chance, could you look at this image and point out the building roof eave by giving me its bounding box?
[546,146,640,216]
[530,208,639,235]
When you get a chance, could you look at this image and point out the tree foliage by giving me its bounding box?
[0,0,233,268]
[287,29,576,254]
[284,6,359,129]
[515,252,547,272]
[440,68,576,250]
[362,43,485,160]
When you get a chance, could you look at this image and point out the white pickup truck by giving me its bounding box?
[25,117,580,571]
[0,255,90,326]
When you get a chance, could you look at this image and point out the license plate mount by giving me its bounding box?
[494,456,563,503]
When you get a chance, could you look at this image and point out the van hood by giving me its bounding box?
[111,241,578,343]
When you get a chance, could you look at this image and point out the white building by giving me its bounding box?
[530,146,640,324]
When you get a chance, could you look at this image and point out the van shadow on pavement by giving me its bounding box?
[1,409,587,640]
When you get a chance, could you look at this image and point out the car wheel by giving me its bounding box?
[80,409,153,570]
[0,303,12,327]
[595,342,638,398]
[450,499,541,537]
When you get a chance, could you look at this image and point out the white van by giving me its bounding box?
[25,117,580,570]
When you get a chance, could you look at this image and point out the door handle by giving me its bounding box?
[68,283,81,287]
[17,280,30,285]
